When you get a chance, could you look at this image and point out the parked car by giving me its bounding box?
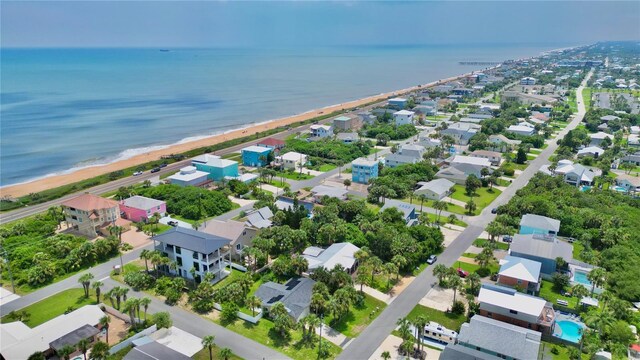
[159,163,168,168]
[491,207,498,214]
[133,171,143,176]
[427,255,437,265]
[167,221,178,227]
[151,167,161,173]
[502,235,513,243]
[457,268,469,278]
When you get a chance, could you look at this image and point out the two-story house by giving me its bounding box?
[152,227,230,284]
[470,150,502,166]
[276,151,308,170]
[351,158,379,184]
[62,194,122,238]
[393,110,415,125]
[191,154,239,181]
[201,220,257,261]
[119,196,166,223]
[241,146,273,167]
[497,256,542,295]
[310,124,333,138]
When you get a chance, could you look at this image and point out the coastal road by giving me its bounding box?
[337,69,593,360]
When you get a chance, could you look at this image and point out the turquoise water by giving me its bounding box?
[580,185,592,192]
[573,271,591,286]
[555,320,583,343]
[1,45,565,186]
[612,186,627,192]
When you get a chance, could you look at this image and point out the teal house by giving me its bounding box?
[241,146,272,167]
[192,154,239,181]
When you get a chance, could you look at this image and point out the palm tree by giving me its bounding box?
[384,263,398,289]
[572,284,589,310]
[412,315,429,354]
[77,338,90,360]
[92,281,103,303]
[246,295,262,317]
[465,272,482,296]
[219,348,233,360]
[58,344,76,360]
[140,249,151,272]
[449,275,463,304]
[418,194,427,213]
[367,256,383,284]
[587,268,606,296]
[433,200,449,224]
[432,264,448,286]
[396,317,412,341]
[465,198,477,215]
[139,297,151,320]
[201,335,216,360]
[99,315,111,344]
[78,273,94,298]
[89,341,109,360]
[123,297,140,327]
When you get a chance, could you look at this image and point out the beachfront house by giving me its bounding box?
[351,158,379,184]
[191,154,239,181]
[497,255,542,294]
[61,193,122,238]
[440,122,480,145]
[470,150,502,166]
[256,138,285,152]
[310,124,333,138]
[336,132,360,144]
[509,234,573,275]
[380,199,417,226]
[255,277,316,322]
[519,214,560,236]
[393,110,415,125]
[388,97,408,109]
[167,166,210,187]
[241,145,272,167]
[152,227,230,283]
[119,195,166,223]
[0,305,106,360]
[302,242,360,274]
[440,315,542,360]
[276,151,308,170]
[333,115,359,131]
[201,220,257,261]
[478,284,555,336]
[414,178,455,201]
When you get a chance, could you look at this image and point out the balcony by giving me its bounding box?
[538,303,555,327]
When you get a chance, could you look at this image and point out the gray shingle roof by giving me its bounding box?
[152,227,229,254]
[245,206,274,229]
[510,234,573,261]
[255,277,316,321]
[451,315,541,360]
[49,324,99,351]
[380,199,415,220]
[124,341,191,360]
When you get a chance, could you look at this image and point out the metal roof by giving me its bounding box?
[519,214,561,233]
[152,227,229,254]
[121,196,165,211]
[498,256,542,282]
[510,234,573,261]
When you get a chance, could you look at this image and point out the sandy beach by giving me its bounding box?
[1,71,479,198]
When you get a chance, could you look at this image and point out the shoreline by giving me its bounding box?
[1,66,493,198]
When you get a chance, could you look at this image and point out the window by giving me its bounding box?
[175,246,181,254]
[203,265,208,272]
[487,312,493,318]
[194,263,200,271]
[509,309,518,314]
[176,257,183,266]
[192,252,199,260]
[236,244,242,251]
[517,279,522,284]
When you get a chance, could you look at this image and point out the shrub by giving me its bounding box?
[451,300,465,315]
[124,272,155,290]
[502,166,515,176]
[221,302,239,324]
[551,347,560,355]
[476,268,491,278]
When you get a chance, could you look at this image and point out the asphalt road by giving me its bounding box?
[337,70,593,360]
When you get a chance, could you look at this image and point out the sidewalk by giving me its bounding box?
[316,324,351,348]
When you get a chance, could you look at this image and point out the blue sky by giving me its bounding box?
[2,1,639,48]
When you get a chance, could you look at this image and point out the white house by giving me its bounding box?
[393,110,415,125]
[310,185,348,202]
[506,125,536,136]
[436,155,491,184]
[470,150,502,166]
[152,227,230,283]
[302,242,360,273]
[577,146,605,158]
[555,161,601,187]
[440,122,480,145]
[589,132,614,146]
[414,178,455,200]
[310,124,333,138]
[520,77,537,85]
[277,151,308,170]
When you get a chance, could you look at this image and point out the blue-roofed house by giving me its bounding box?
[519,214,560,236]
[152,227,230,284]
[241,146,272,167]
[351,158,379,184]
[380,199,417,226]
[192,154,239,181]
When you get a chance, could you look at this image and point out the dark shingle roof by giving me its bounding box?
[49,324,100,351]
[152,227,229,254]
[255,277,316,321]
[124,341,191,360]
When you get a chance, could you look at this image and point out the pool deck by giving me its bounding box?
[553,312,585,344]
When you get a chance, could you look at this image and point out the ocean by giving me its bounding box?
[0,44,568,186]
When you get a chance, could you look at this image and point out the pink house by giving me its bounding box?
[119,196,166,223]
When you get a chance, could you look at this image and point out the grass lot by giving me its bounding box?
[141,223,171,235]
[403,197,468,216]
[275,171,314,181]
[261,179,288,188]
[326,294,386,338]
[572,241,585,261]
[212,268,245,289]
[543,341,589,360]
[526,154,537,161]
[455,260,499,278]
[473,238,510,251]
[530,148,543,154]
[582,87,592,111]
[209,316,342,360]
[419,212,467,227]
[192,346,243,360]
[449,185,502,215]
[1,288,97,327]
[222,152,243,162]
[108,345,134,360]
[404,304,467,332]
[539,280,578,310]
[318,164,337,172]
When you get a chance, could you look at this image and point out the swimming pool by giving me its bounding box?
[555,320,583,343]
[612,186,627,192]
[573,270,591,286]
[580,185,592,192]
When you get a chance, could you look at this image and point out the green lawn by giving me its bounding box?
[473,238,510,251]
[530,149,543,154]
[526,154,537,161]
[0,288,97,327]
[404,304,467,332]
[449,185,502,215]
[274,171,314,181]
[318,164,337,172]
[539,280,578,310]
[208,316,342,360]
[222,152,243,161]
[141,223,171,235]
[111,261,146,283]
[325,294,386,338]
[403,197,468,216]
[455,260,499,278]
[419,212,467,227]
[212,268,245,289]
[542,341,589,360]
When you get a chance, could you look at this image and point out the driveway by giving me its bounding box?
[159,216,192,229]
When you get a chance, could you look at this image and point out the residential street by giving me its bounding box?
[337,70,593,360]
